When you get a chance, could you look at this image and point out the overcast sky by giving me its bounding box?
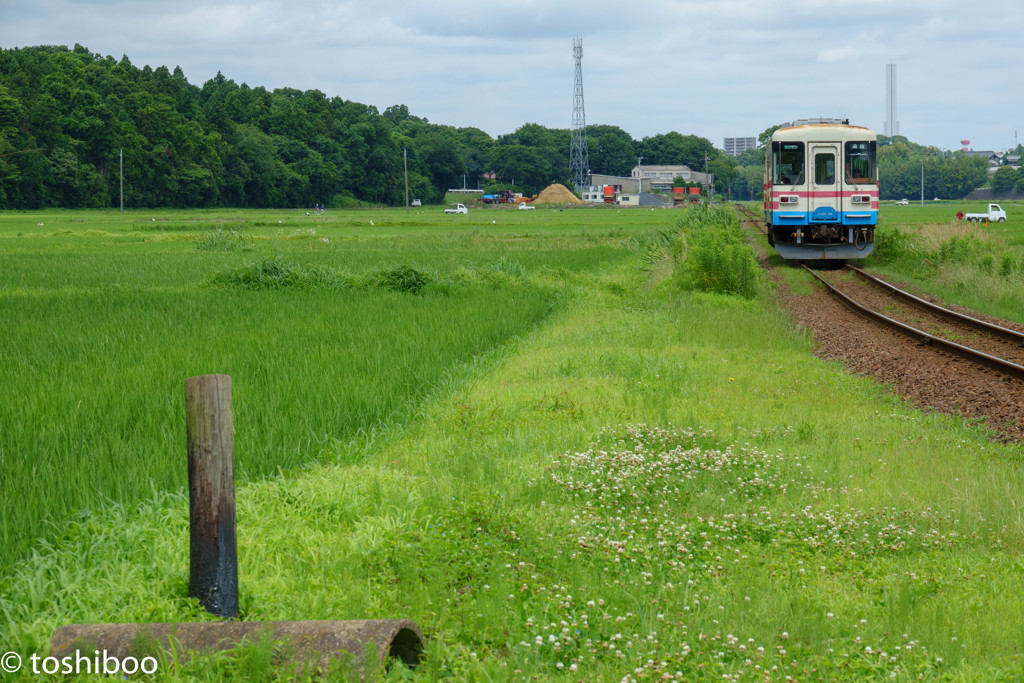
[2,0,1022,153]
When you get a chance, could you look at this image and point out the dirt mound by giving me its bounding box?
[533,183,584,205]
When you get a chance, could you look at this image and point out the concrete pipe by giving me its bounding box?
[49,619,424,677]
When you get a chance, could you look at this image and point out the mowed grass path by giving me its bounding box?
[2,205,1023,680]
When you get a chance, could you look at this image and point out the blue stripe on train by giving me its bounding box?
[767,211,877,226]
[842,211,877,225]
[767,212,809,225]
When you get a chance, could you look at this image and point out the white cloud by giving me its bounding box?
[1,0,1022,150]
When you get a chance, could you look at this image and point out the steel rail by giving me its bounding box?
[736,205,765,232]
[801,264,1024,382]
[737,203,1024,380]
[844,264,1024,346]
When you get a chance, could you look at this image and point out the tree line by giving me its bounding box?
[0,45,1001,209]
[0,45,728,210]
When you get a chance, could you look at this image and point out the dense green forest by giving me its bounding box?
[0,44,1010,209]
[0,44,722,209]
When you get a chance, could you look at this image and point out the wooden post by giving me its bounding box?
[185,374,238,618]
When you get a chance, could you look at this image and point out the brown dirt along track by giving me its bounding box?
[740,216,1024,443]
[814,268,1024,367]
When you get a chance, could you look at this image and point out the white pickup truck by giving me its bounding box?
[518,202,535,210]
[444,203,468,214]
[964,203,1007,223]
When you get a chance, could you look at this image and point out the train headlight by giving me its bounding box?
[852,194,871,204]
[780,195,799,204]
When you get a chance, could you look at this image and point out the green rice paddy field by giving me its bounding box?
[1,202,1023,681]
[0,205,641,567]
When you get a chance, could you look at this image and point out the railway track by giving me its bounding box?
[802,265,1024,382]
[736,204,1024,383]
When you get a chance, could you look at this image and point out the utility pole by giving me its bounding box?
[119,149,123,215]
[704,152,711,203]
[403,148,409,214]
[637,156,643,196]
[920,160,924,206]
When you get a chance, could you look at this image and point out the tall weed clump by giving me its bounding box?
[625,226,678,264]
[871,224,921,266]
[209,255,344,290]
[371,264,432,294]
[937,234,983,265]
[195,228,255,252]
[673,204,761,298]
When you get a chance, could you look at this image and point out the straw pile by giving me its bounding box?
[533,183,584,205]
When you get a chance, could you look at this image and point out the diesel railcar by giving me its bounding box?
[763,119,878,259]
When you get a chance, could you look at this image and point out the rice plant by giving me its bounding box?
[0,212,576,568]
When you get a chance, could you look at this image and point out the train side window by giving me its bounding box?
[773,142,804,185]
[844,141,877,184]
[814,153,835,185]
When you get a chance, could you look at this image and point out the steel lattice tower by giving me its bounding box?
[569,37,589,189]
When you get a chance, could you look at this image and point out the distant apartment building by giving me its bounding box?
[723,137,757,156]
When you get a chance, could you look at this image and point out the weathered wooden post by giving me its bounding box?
[185,374,238,618]
[50,374,428,676]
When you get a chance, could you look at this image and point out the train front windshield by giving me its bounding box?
[772,142,804,185]
[844,141,876,184]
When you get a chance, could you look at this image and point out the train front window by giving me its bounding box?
[844,141,876,184]
[814,153,835,185]
[772,142,804,185]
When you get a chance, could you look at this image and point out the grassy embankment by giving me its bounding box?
[1,204,1023,680]
[869,200,1024,323]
